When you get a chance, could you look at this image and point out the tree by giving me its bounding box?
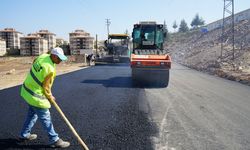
[124,29,129,35]
[191,13,205,28]
[163,20,169,41]
[179,19,189,32]
[163,20,168,33]
[172,20,178,32]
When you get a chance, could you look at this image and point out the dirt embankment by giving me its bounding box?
[167,20,250,85]
[0,56,89,90]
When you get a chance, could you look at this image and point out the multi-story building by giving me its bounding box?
[56,38,65,46]
[20,34,48,56]
[56,38,70,55]
[37,30,56,51]
[0,28,23,55]
[0,38,6,56]
[69,29,94,55]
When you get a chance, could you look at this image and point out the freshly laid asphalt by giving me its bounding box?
[1,63,250,150]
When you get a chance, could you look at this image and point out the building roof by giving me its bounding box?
[21,33,45,39]
[73,29,86,33]
[69,29,91,36]
[0,28,23,34]
[37,30,56,35]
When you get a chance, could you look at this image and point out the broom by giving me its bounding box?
[51,99,89,150]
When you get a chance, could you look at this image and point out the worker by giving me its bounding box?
[19,47,70,148]
[86,54,90,66]
[87,54,94,66]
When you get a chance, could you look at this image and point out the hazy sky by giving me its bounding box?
[1,0,249,40]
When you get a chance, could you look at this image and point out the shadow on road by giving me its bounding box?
[82,76,167,89]
[82,76,133,88]
[95,62,130,67]
[0,138,51,149]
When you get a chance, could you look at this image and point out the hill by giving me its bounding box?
[167,20,250,85]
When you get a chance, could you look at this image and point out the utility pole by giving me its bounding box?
[221,0,235,60]
[95,34,98,55]
[105,19,111,39]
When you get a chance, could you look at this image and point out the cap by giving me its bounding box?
[51,47,67,61]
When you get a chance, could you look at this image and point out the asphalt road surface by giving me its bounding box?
[0,63,250,150]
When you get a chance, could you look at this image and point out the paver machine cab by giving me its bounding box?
[106,34,130,63]
[131,21,171,87]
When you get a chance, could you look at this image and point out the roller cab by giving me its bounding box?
[130,21,171,87]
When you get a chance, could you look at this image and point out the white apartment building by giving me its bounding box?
[20,34,48,56]
[0,38,6,56]
[56,38,70,55]
[56,38,65,46]
[37,30,56,51]
[69,29,94,55]
[0,28,23,55]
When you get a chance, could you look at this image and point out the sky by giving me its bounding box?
[1,0,250,41]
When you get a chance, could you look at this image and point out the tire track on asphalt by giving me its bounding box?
[144,88,175,150]
[158,106,170,150]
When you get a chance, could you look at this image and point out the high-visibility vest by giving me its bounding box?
[21,54,56,109]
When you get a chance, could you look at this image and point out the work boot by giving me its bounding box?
[19,134,37,141]
[50,138,70,148]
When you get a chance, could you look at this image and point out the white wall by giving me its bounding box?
[206,8,250,31]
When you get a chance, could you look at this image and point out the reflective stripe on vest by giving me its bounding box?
[23,84,47,100]
[30,69,43,87]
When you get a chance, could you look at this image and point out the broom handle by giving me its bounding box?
[51,100,89,150]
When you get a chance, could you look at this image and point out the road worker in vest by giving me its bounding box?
[19,47,70,148]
